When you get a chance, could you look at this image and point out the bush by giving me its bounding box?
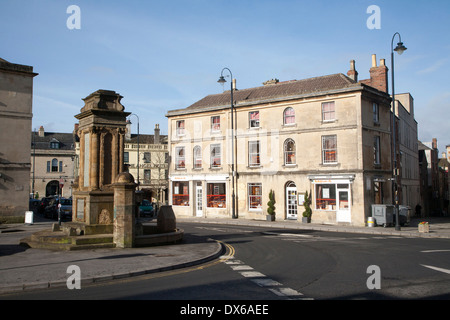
[267,189,276,215]
[302,190,312,218]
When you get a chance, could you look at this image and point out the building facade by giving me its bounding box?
[0,58,37,220]
[124,122,169,205]
[30,126,77,199]
[395,93,420,209]
[167,57,394,226]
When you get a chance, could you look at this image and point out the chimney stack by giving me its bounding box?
[154,124,160,144]
[347,60,358,82]
[360,54,389,93]
[38,126,45,137]
[369,54,389,93]
[432,138,437,149]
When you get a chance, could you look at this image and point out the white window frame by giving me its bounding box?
[248,141,261,167]
[175,147,186,170]
[176,120,185,136]
[322,135,337,164]
[284,139,296,165]
[283,107,295,125]
[210,144,221,168]
[249,111,260,128]
[248,183,262,210]
[193,145,202,169]
[211,116,220,131]
[322,101,335,122]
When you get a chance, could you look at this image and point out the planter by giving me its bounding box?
[418,223,429,233]
[266,215,275,221]
[302,216,311,223]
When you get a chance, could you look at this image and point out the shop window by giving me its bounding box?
[248,183,262,210]
[315,184,336,210]
[173,181,189,206]
[207,183,226,208]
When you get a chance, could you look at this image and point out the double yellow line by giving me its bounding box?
[95,240,236,285]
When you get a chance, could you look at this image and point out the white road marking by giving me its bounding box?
[223,256,313,299]
[421,264,450,275]
[421,249,450,253]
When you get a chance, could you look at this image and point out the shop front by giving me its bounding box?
[169,174,230,218]
[309,175,355,224]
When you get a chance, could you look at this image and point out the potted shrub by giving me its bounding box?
[267,189,276,221]
[302,190,312,223]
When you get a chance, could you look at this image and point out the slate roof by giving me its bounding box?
[127,134,168,144]
[167,73,366,116]
[31,132,76,151]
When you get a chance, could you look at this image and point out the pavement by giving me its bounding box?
[1,214,449,295]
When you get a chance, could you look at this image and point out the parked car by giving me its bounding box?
[139,199,154,217]
[44,197,72,220]
[59,198,72,220]
[38,197,54,215]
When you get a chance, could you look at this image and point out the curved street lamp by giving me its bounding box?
[391,32,407,231]
[218,68,237,219]
[128,113,140,190]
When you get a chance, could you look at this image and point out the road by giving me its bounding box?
[2,222,450,301]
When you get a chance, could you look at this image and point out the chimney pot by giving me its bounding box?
[372,54,377,68]
[38,126,45,137]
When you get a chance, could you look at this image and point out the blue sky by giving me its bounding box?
[1,0,449,152]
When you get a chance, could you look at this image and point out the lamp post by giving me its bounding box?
[128,113,140,190]
[391,32,407,231]
[218,67,237,219]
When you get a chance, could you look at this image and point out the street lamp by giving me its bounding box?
[128,113,140,190]
[218,67,237,219]
[391,32,407,231]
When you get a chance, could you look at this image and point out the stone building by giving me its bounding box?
[166,56,394,226]
[30,126,77,198]
[395,93,420,209]
[0,58,37,221]
[124,122,169,204]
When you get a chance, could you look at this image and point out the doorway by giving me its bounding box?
[286,181,298,220]
[336,185,351,222]
[195,183,203,217]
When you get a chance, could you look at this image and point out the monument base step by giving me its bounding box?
[21,230,116,251]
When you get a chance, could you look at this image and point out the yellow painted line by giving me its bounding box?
[87,240,236,286]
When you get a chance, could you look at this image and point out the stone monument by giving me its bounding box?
[72,90,130,235]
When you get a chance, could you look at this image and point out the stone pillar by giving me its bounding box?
[113,172,136,248]
[90,129,99,190]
